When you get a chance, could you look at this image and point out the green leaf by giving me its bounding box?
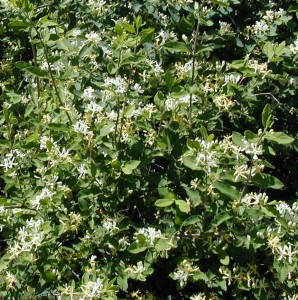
[175,200,190,213]
[121,22,135,33]
[263,41,274,60]
[56,39,70,51]
[163,41,190,53]
[261,206,277,218]
[200,125,208,140]
[212,212,232,227]
[16,61,49,78]
[218,249,230,265]
[182,155,198,170]
[79,43,94,59]
[184,187,202,206]
[122,160,140,174]
[155,239,171,252]
[40,20,58,27]
[214,181,240,200]
[43,271,56,282]
[8,20,31,29]
[251,173,284,189]
[232,131,245,147]
[135,15,142,29]
[128,241,147,254]
[274,41,286,56]
[154,199,175,207]
[48,123,69,132]
[210,0,230,6]
[117,275,128,291]
[78,198,89,212]
[192,271,209,282]
[0,139,10,148]
[181,215,202,227]
[262,104,272,129]
[196,45,214,54]
[265,132,294,144]
[140,28,154,44]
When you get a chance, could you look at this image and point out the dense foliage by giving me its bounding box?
[0,0,297,299]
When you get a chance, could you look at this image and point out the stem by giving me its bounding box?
[179,231,230,238]
[23,11,72,124]
[114,95,121,149]
[31,41,40,99]
[113,49,123,150]
[188,19,200,137]
[1,205,36,211]
[118,32,139,147]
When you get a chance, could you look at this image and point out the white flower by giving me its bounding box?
[241,192,268,207]
[156,30,177,45]
[103,76,127,94]
[32,187,56,210]
[213,94,235,111]
[165,97,179,110]
[289,37,298,54]
[247,59,268,73]
[0,155,17,171]
[137,227,162,245]
[77,164,87,179]
[191,140,219,173]
[234,164,255,181]
[81,278,103,298]
[252,21,269,35]
[73,120,91,136]
[172,260,200,287]
[102,218,119,234]
[277,244,297,264]
[40,135,55,150]
[82,86,94,101]
[190,293,207,300]
[219,266,233,285]
[276,203,293,216]
[5,271,18,289]
[72,29,81,37]
[224,74,241,85]
[241,140,263,160]
[132,83,144,94]
[219,21,233,34]
[125,261,146,281]
[85,31,101,43]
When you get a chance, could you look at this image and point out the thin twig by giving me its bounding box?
[23,11,72,124]
[189,19,200,137]
[179,231,230,238]
[1,205,37,211]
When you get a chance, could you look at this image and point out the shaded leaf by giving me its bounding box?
[163,41,190,53]
[122,160,140,175]
[262,104,272,129]
[128,241,147,254]
[212,212,232,227]
[214,181,240,200]
[8,20,30,29]
[251,173,284,189]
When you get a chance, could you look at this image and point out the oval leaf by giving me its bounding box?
[175,200,190,213]
[265,132,294,145]
[163,41,190,53]
[155,199,174,207]
[122,160,140,175]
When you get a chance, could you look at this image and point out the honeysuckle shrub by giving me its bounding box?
[0,0,297,299]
